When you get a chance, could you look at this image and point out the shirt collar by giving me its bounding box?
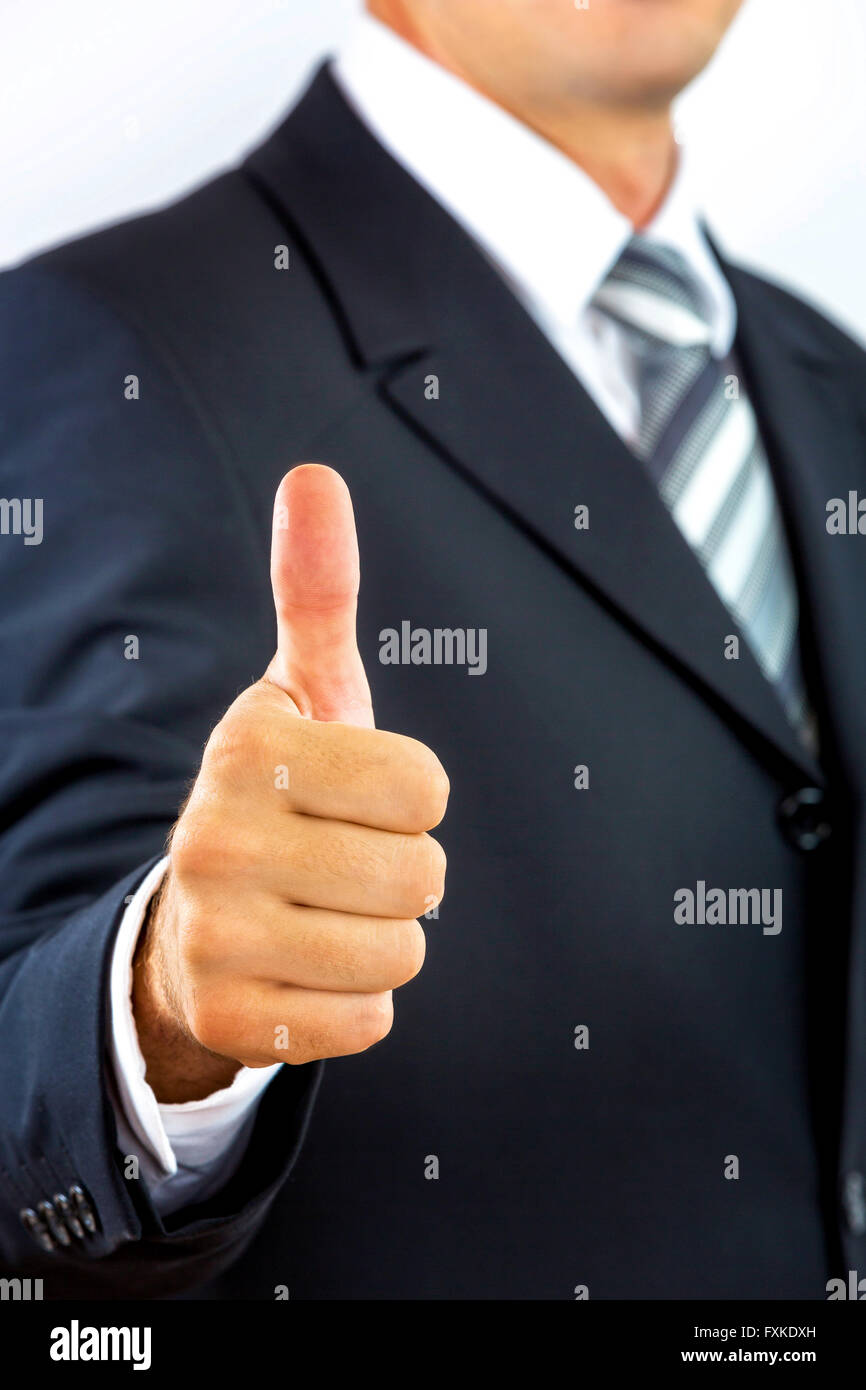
[333,13,736,357]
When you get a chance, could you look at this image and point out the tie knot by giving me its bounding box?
[593,236,713,348]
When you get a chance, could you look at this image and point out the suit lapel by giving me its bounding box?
[247,67,835,785]
[382,327,822,782]
[725,263,866,786]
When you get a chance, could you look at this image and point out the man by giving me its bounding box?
[0,0,864,1299]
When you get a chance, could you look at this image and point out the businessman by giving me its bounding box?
[1,0,865,1299]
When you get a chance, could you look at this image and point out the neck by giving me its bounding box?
[367,4,679,228]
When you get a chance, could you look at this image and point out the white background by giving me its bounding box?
[2,0,865,341]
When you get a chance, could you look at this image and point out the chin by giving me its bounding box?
[564,35,723,107]
[612,62,711,105]
[547,0,735,101]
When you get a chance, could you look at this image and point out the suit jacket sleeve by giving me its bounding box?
[0,263,322,1298]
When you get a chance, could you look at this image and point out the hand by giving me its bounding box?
[132,465,449,1102]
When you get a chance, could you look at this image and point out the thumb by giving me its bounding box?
[266,464,374,728]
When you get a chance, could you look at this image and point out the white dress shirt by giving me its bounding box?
[107,11,738,1213]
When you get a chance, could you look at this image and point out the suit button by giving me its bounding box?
[68,1184,98,1235]
[777,786,831,851]
[53,1191,85,1241]
[18,1207,56,1253]
[842,1172,866,1235]
[36,1200,71,1247]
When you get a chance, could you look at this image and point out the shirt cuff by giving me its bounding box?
[107,855,282,1213]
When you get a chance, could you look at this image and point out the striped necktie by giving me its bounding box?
[592,236,815,750]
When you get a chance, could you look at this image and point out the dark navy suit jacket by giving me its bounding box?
[2,68,866,1298]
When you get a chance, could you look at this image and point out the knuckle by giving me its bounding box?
[289,992,394,1062]
[205,696,272,780]
[173,904,209,971]
[204,714,245,771]
[186,989,236,1058]
[354,992,394,1050]
[176,904,237,974]
[403,834,446,914]
[170,813,220,881]
[398,738,451,831]
[427,834,448,889]
[389,918,427,985]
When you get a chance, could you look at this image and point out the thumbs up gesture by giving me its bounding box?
[133,466,449,1102]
